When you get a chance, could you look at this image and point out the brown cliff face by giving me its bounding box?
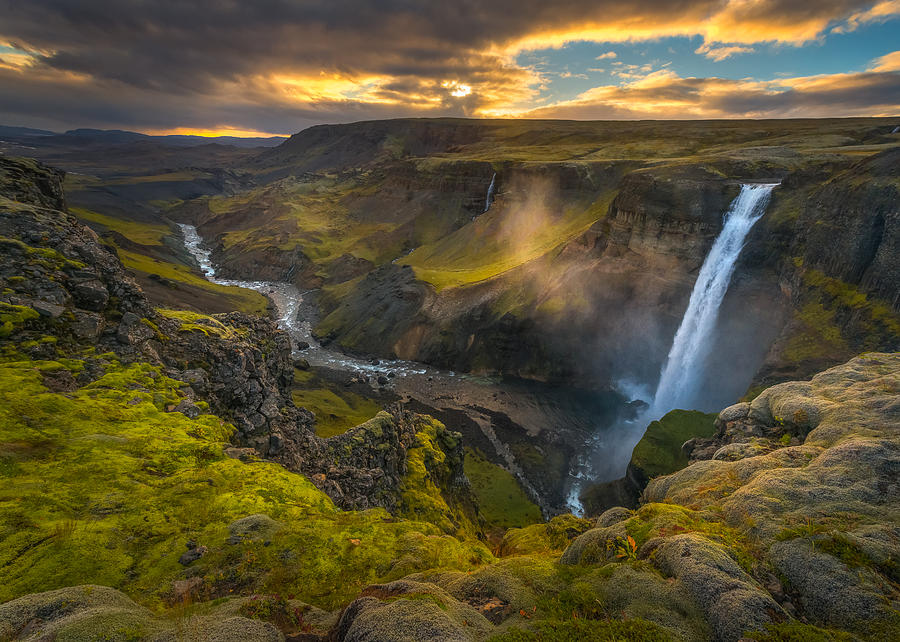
[751,148,900,386]
[313,161,779,405]
[311,148,896,403]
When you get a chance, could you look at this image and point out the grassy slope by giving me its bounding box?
[403,189,615,291]
[291,368,383,438]
[631,410,718,479]
[69,204,268,315]
[117,248,268,315]
[464,448,542,532]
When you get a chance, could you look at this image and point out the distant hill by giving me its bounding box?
[0,125,55,137]
[0,124,286,148]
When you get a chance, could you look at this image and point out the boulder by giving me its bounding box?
[717,402,750,424]
[652,534,783,642]
[70,278,109,311]
[227,514,283,544]
[596,506,632,527]
[334,580,490,642]
[31,300,64,318]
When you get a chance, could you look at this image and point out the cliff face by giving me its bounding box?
[750,148,900,386]
[307,148,895,402]
[312,160,788,406]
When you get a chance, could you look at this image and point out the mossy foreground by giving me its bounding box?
[4,356,897,641]
[0,357,492,614]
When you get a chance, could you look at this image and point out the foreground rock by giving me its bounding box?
[0,585,284,642]
[563,353,899,641]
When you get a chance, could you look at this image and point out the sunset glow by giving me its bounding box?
[0,2,897,134]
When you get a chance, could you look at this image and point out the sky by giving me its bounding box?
[0,0,898,137]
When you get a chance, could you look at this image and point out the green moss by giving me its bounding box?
[489,617,673,641]
[464,448,542,532]
[399,417,482,539]
[745,621,856,641]
[630,410,717,480]
[0,235,87,270]
[623,503,758,573]
[0,302,39,338]
[156,309,243,339]
[782,269,900,365]
[0,358,492,610]
[500,515,594,557]
[140,318,168,342]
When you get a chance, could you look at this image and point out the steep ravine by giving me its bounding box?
[178,222,635,514]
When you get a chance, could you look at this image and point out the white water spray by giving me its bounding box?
[650,183,777,416]
[483,173,497,212]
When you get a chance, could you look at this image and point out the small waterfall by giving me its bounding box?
[650,183,778,416]
[483,173,497,212]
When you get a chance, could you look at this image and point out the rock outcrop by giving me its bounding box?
[0,155,474,520]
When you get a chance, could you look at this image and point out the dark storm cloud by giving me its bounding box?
[0,0,896,132]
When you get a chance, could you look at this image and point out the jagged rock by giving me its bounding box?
[178,545,208,565]
[71,310,103,338]
[70,278,109,311]
[31,300,64,318]
[116,312,154,345]
[173,399,201,418]
[224,447,259,462]
[173,368,210,393]
[40,367,77,392]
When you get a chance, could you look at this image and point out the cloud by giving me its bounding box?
[0,1,897,133]
[870,50,900,71]
[833,0,900,32]
[512,60,900,120]
[595,52,617,60]
[695,43,756,62]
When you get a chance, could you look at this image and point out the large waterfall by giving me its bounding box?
[650,183,778,416]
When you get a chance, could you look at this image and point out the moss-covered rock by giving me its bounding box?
[0,585,286,642]
[334,579,492,642]
[642,353,900,639]
[497,514,594,557]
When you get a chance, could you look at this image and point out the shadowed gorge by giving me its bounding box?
[1,113,898,642]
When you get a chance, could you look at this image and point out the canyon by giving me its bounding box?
[0,118,898,641]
